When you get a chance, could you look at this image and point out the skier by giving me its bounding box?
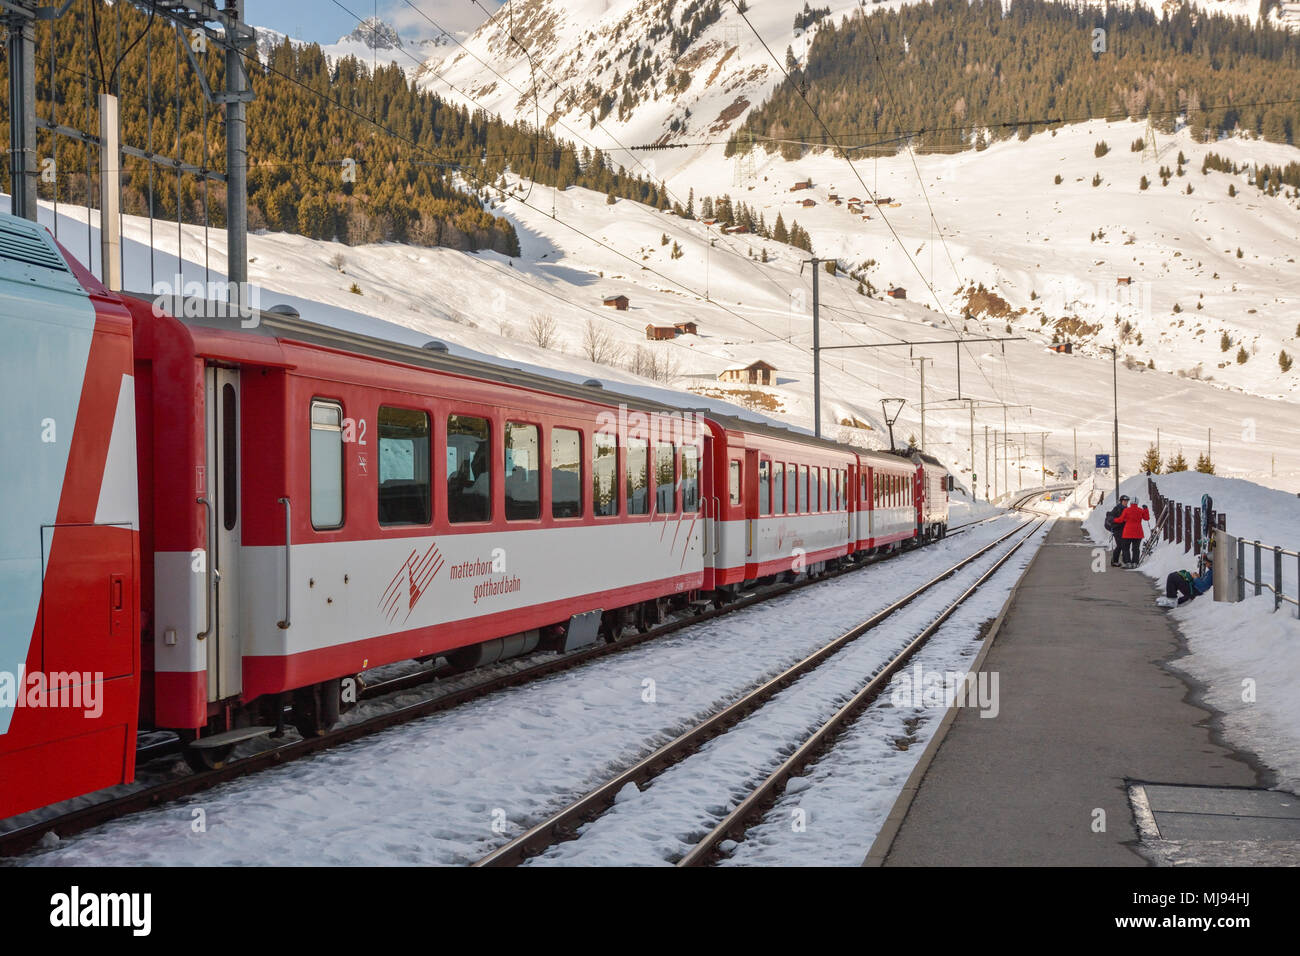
[1104,495,1129,567]
[1118,498,1150,568]
[1157,556,1213,607]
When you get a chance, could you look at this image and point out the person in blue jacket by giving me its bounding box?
[1159,555,1213,607]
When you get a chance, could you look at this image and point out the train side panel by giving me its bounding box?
[0,216,140,820]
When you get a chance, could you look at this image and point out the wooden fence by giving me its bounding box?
[1146,477,1226,556]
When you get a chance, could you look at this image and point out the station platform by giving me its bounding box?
[866,517,1300,866]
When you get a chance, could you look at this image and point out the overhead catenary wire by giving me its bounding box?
[315,2,923,429]
[724,0,1033,437]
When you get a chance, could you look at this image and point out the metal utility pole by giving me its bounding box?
[993,429,999,501]
[812,259,820,438]
[98,94,122,290]
[1073,428,1078,482]
[1002,405,1009,497]
[1101,344,1120,504]
[801,256,824,437]
[969,400,976,497]
[910,356,933,450]
[4,2,41,221]
[224,0,252,302]
[1041,432,1046,487]
[984,425,990,500]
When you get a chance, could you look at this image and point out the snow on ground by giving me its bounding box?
[11,517,1028,866]
[724,520,1049,866]
[1084,472,1300,794]
[526,518,1044,866]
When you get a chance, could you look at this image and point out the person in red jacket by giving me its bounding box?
[1118,499,1150,568]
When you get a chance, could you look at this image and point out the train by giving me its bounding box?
[0,211,949,821]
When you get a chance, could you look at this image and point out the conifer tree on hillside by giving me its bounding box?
[1140,443,1162,474]
[728,0,1300,162]
[0,1,673,255]
[1195,453,1215,474]
[1166,451,1190,472]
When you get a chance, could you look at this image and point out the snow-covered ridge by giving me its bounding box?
[253,16,450,74]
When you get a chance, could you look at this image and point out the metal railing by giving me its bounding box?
[1234,536,1300,618]
[1148,477,1298,619]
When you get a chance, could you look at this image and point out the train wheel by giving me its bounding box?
[292,679,342,739]
[184,744,234,773]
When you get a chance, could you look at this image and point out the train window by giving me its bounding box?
[222,383,238,531]
[758,459,770,515]
[310,401,345,530]
[627,437,650,515]
[447,415,491,523]
[729,460,741,506]
[551,428,583,518]
[655,443,676,513]
[834,469,841,510]
[505,422,540,521]
[797,464,808,513]
[772,463,785,515]
[593,432,618,517]
[377,406,431,526]
[681,447,700,512]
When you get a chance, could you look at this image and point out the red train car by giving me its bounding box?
[915,452,951,541]
[703,418,857,589]
[123,295,710,753]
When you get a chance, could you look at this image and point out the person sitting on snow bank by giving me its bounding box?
[1157,555,1213,608]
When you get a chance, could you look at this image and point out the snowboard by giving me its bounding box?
[1198,493,1213,575]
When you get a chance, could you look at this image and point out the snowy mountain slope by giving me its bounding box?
[14,105,1298,501]
[421,0,1281,183]
[255,16,451,72]
[655,119,1300,403]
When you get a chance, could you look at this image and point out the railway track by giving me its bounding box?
[0,512,1012,858]
[473,517,1046,867]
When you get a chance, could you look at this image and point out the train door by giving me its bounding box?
[203,367,242,703]
[745,449,759,560]
[702,433,716,566]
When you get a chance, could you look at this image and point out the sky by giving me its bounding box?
[243,0,500,46]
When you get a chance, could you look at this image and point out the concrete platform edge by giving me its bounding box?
[862,518,1052,867]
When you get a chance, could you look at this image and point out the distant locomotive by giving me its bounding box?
[0,211,948,821]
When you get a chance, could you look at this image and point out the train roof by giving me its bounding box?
[125,291,860,458]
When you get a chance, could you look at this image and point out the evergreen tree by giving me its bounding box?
[772,213,789,244]
[1195,453,1215,474]
[1140,443,1162,474]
